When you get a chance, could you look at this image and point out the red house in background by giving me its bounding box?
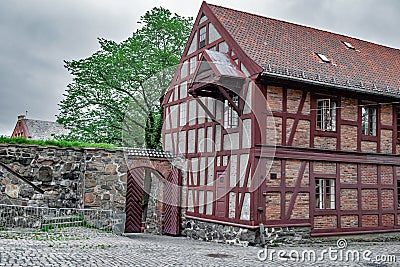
[11,115,68,140]
[163,2,400,238]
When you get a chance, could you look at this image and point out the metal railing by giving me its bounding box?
[0,204,118,235]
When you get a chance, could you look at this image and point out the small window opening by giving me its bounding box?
[316,53,331,63]
[343,41,355,50]
[224,95,239,128]
[361,106,377,136]
[317,99,337,131]
[316,178,336,209]
[199,26,206,48]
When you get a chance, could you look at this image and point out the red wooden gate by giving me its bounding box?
[163,168,181,236]
[125,168,144,233]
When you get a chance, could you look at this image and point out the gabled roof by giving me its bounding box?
[24,119,69,140]
[207,3,400,96]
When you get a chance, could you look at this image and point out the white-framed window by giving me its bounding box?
[316,178,335,209]
[361,106,377,136]
[317,99,337,131]
[199,26,206,48]
[224,95,239,128]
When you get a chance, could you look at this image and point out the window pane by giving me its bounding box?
[319,99,336,131]
[315,179,324,209]
[317,99,334,131]
[331,101,337,131]
[362,106,377,136]
[317,102,323,130]
[370,108,377,136]
[199,26,206,48]
[362,107,368,135]
[223,96,239,129]
[224,100,229,127]
[326,179,335,209]
[315,178,335,209]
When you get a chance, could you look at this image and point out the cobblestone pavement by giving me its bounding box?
[0,228,398,266]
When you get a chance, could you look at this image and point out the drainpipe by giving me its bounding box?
[259,223,266,246]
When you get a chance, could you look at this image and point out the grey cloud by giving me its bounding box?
[0,0,399,136]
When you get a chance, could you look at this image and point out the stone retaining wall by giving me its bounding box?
[0,144,173,234]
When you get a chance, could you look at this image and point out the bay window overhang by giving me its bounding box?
[188,50,247,116]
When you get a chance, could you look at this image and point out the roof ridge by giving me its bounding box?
[206,2,400,51]
[25,118,60,123]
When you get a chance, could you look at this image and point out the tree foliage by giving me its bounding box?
[57,7,192,148]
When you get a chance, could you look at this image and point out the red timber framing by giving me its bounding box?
[257,76,400,236]
[162,1,400,236]
[162,2,263,228]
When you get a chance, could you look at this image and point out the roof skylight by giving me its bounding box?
[343,41,355,50]
[316,53,331,63]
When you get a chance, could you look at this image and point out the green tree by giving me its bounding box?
[57,7,192,148]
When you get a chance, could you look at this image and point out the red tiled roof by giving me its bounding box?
[208,3,400,95]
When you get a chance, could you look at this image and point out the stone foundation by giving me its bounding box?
[181,219,311,246]
[182,219,400,246]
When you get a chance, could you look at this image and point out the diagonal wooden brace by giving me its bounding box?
[217,86,241,116]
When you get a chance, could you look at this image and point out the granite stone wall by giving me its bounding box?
[0,145,85,209]
[0,144,173,234]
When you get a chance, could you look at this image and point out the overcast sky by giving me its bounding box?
[0,0,399,136]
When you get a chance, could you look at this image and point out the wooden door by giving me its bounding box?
[163,169,181,236]
[125,168,144,233]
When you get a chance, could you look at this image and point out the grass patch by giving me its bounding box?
[0,136,115,149]
[41,224,56,232]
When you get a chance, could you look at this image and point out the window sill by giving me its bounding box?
[361,134,378,142]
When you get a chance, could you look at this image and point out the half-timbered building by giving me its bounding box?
[162,2,400,237]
